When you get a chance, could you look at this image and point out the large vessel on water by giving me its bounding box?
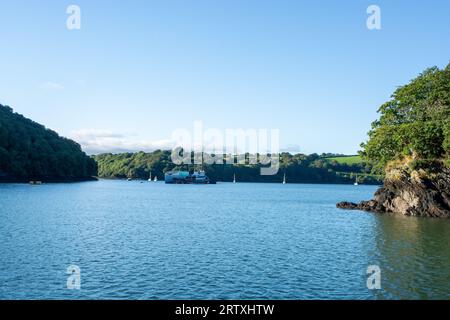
[164,170,214,184]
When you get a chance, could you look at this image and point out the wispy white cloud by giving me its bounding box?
[70,129,173,155]
[70,129,301,156]
[40,81,64,91]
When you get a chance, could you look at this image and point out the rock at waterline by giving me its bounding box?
[337,166,450,218]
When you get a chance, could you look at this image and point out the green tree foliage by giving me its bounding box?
[94,150,172,180]
[0,104,97,181]
[361,63,450,171]
[94,151,381,184]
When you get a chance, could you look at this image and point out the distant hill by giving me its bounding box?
[0,104,97,182]
[94,151,382,184]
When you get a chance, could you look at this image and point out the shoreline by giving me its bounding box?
[0,176,98,184]
[95,177,382,186]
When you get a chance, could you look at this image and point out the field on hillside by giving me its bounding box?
[324,155,363,165]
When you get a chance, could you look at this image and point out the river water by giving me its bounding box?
[0,180,448,299]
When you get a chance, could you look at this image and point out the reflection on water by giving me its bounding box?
[372,214,450,299]
[0,180,448,299]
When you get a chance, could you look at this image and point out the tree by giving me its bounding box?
[361,63,450,172]
[0,104,97,181]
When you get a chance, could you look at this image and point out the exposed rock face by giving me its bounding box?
[337,167,450,218]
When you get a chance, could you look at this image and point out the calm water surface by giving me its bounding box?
[0,180,448,299]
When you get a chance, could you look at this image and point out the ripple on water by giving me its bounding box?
[0,181,449,299]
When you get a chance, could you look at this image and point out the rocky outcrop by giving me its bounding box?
[337,166,450,218]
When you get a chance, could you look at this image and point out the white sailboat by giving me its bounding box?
[233,174,236,183]
[283,173,286,184]
[154,176,158,182]
[148,172,152,182]
[354,173,359,186]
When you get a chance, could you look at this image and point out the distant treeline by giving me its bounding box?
[0,104,97,182]
[94,151,382,184]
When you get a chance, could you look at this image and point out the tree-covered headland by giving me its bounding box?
[361,63,449,172]
[339,63,449,217]
[0,104,97,182]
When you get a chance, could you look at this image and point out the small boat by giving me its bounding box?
[127,178,132,181]
[282,173,286,184]
[29,181,43,185]
[154,176,158,182]
[164,170,214,184]
[164,171,190,184]
[354,174,359,186]
[148,173,152,182]
[233,174,236,184]
[189,171,209,184]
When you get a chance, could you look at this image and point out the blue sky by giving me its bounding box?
[0,0,449,154]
